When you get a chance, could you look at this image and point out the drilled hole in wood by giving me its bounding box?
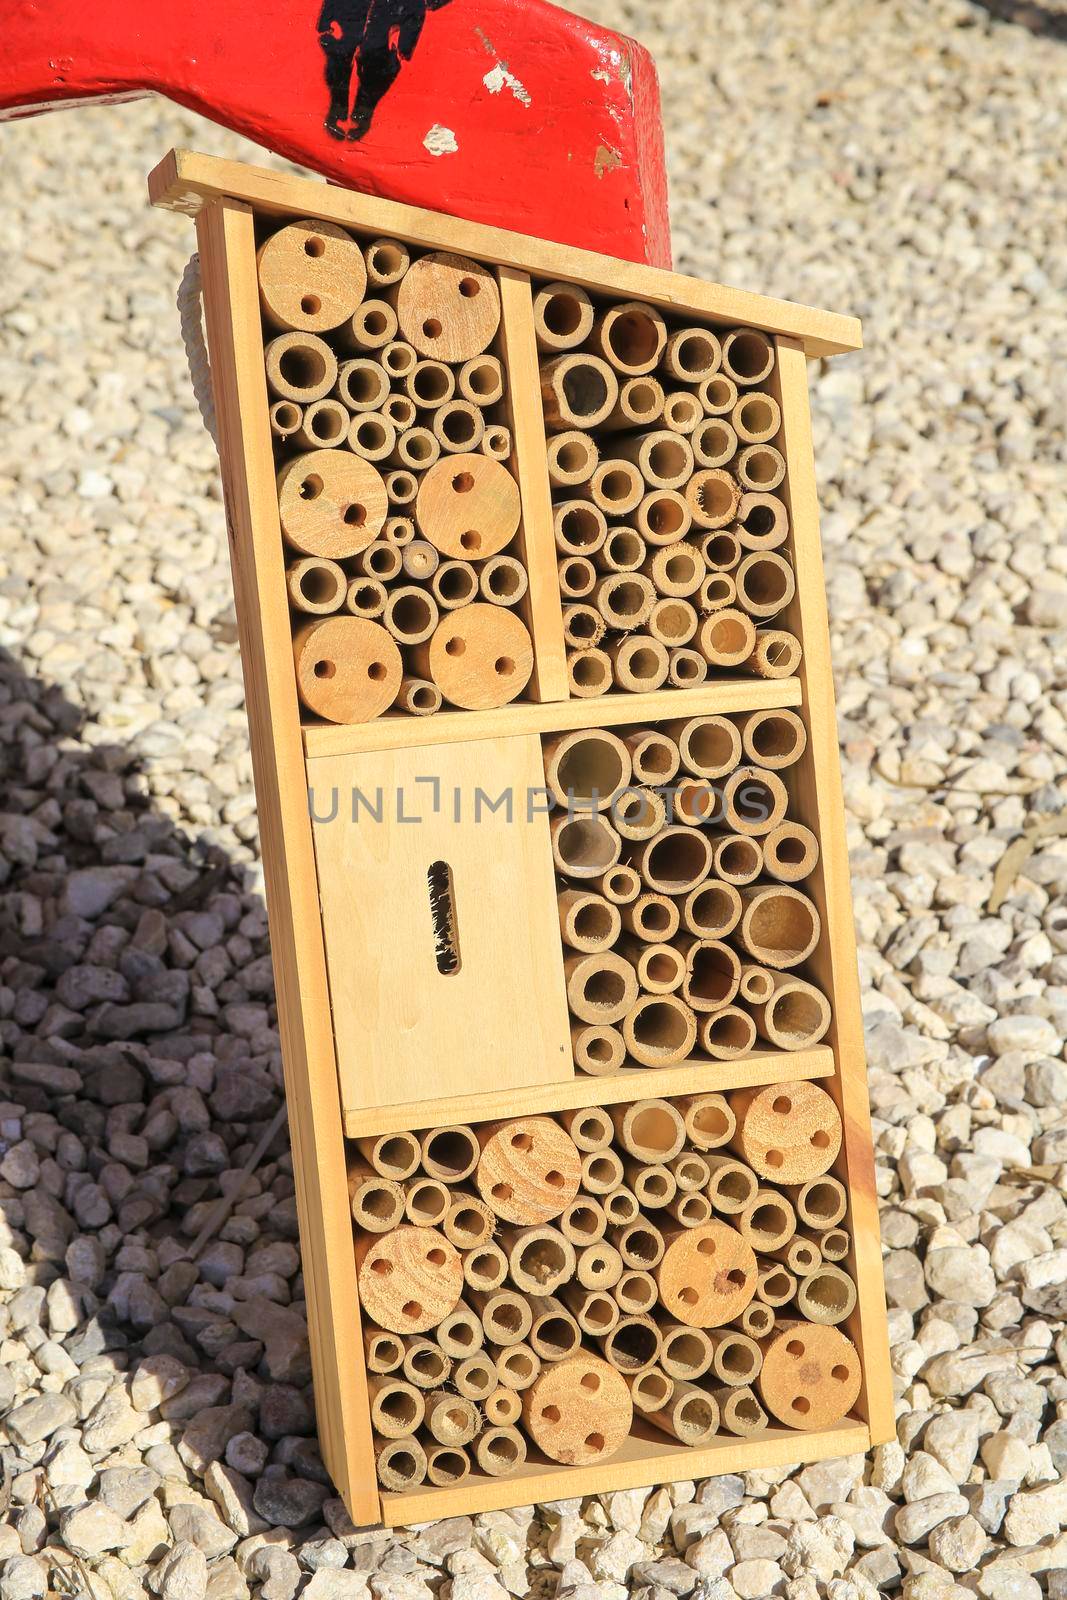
[299,473,323,500]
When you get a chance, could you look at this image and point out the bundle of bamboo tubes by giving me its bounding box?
[533,284,801,697]
[351,1088,860,1492]
[259,221,533,723]
[545,715,830,1072]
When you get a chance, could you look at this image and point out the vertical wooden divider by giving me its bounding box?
[769,336,894,1444]
[195,198,381,1523]
[496,266,569,703]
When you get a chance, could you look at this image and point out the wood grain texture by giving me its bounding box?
[150,150,862,358]
[193,199,379,1522]
[768,336,894,1445]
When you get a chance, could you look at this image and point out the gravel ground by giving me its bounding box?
[2,0,1067,1596]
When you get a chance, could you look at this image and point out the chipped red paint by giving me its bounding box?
[0,0,670,266]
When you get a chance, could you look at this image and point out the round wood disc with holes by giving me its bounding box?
[655,1219,757,1328]
[732,1082,842,1183]
[476,1118,582,1225]
[521,1354,632,1464]
[758,1320,862,1429]
[355,1226,463,1334]
[277,450,387,559]
[396,252,502,361]
[414,453,521,561]
[293,618,402,724]
[419,603,532,710]
[257,219,367,332]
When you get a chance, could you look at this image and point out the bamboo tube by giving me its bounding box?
[293,617,401,724]
[589,459,645,517]
[709,1330,762,1387]
[554,498,608,556]
[593,864,641,905]
[397,676,442,718]
[425,1390,480,1446]
[646,1379,721,1445]
[622,1160,677,1210]
[453,1352,496,1399]
[481,426,512,462]
[533,281,595,351]
[559,1196,608,1244]
[522,1355,632,1464]
[629,1367,674,1415]
[681,882,743,939]
[678,936,741,1014]
[745,629,802,678]
[375,1437,426,1492]
[767,1236,821,1278]
[580,1148,625,1195]
[436,1306,485,1359]
[365,1328,404,1374]
[344,577,387,621]
[704,1154,758,1213]
[385,469,418,507]
[462,1242,509,1293]
[737,445,786,493]
[713,1384,768,1436]
[523,1295,583,1361]
[547,429,599,489]
[575,1241,624,1292]
[753,974,832,1051]
[412,603,533,710]
[618,939,685,997]
[656,1219,757,1328]
[758,1321,861,1430]
[700,531,742,571]
[657,1323,714,1382]
[550,813,622,878]
[349,1165,405,1233]
[425,1444,471,1486]
[270,399,303,440]
[762,823,819,884]
[400,539,439,582]
[700,1007,757,1060]
[562,1284,620,1337]
[391,426,440,472]
[571,1023,626,1076]
[816,1227,850,1263]
[356,1131,421,1180]
[667,781,719,834]
[645,543,705,597]
[564,951,638,1026]
[619,731,676,788]
[737,491,789,550]
[757,1263,797,1307]
[709,834,762,885]
[558,557,597,600]
[667,1190,713,1228]
[479,554,528,607]
[632,826,713,894]
[613,787,667,843]
[736,887,821,969]
[456,353,504,408]
[416,453,521,560]
[739,710,806,770]
[404,1177,450,1228]
[679,1095,735,1150]
[611,1099,686,1162]
[475,1117,582,1224]
[735,552,795,618]
[337,357,390,412]
[484,1387,521,1428]
[545,727,632,810]
[732,391,781,445]
[590,301,668,375]
[286,556,347,616]
[611,430,693,490]
[648,598,698,648]
[698,609,757,668]
[622,994,697,1068]
[294,398,349,452]
[420,1125,479,1184]
[429,558,478,610]
[354,1225,462,1334]
[602,1187,640,1227]
[663,326,722,382]
[558,889,622,954]
[501,1226,576,1298]
[699,574,737,613]
[720,328,775,386]
[615,1270,658,1317]
[277,448,386,557]
[395,251,501,361]
[795,1266,857,1326]
[691,418,738,469]
[716,767,790,836]
[541,353,619,431]
[433,399,485,455]
[636,490,692,546]
[356,541,403,580]
[258,219,367,328]
[600,375,665,432]
[599,1313,661,1373]
[685,468,740,531]
[475,1426,528,1476]
[699,373,738,415]
[562,603,606,650]
[560,1106,614,1153]
[263,329,337,403]
[341,298,398,353]
[662,389,704,435]
[364,237,410,288]
[737,1190,797,1254]
[468,1287,534,1347]
[595,528,647,577]
[383,586,439,647]
[491,1341,541,1390]
[738,965,774,1004]
[665,714,740,779]
[381,343,418,384]
[670,1151,711,1192]
[607,635,670,694]
[741,1302,775,1340]
[401,1339,452,1390]
[443,1191,495,1250]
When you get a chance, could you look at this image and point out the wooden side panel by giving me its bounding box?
[194,199,380,1523]
[770,337,894,1444]
[309,736,573,1115]
[497,267,569,703]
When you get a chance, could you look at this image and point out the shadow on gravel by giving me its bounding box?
[972,0,1067,37]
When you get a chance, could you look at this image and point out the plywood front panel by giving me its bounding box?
[309,735,572,1113]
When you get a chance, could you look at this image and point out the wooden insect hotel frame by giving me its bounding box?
[151,149,892,1527]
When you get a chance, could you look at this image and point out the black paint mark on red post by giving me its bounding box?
[318,0,455,141]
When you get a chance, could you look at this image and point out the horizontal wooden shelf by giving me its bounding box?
[303,676,803,759]
[380,1415,871,1524]
[342,1044,834,1137]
